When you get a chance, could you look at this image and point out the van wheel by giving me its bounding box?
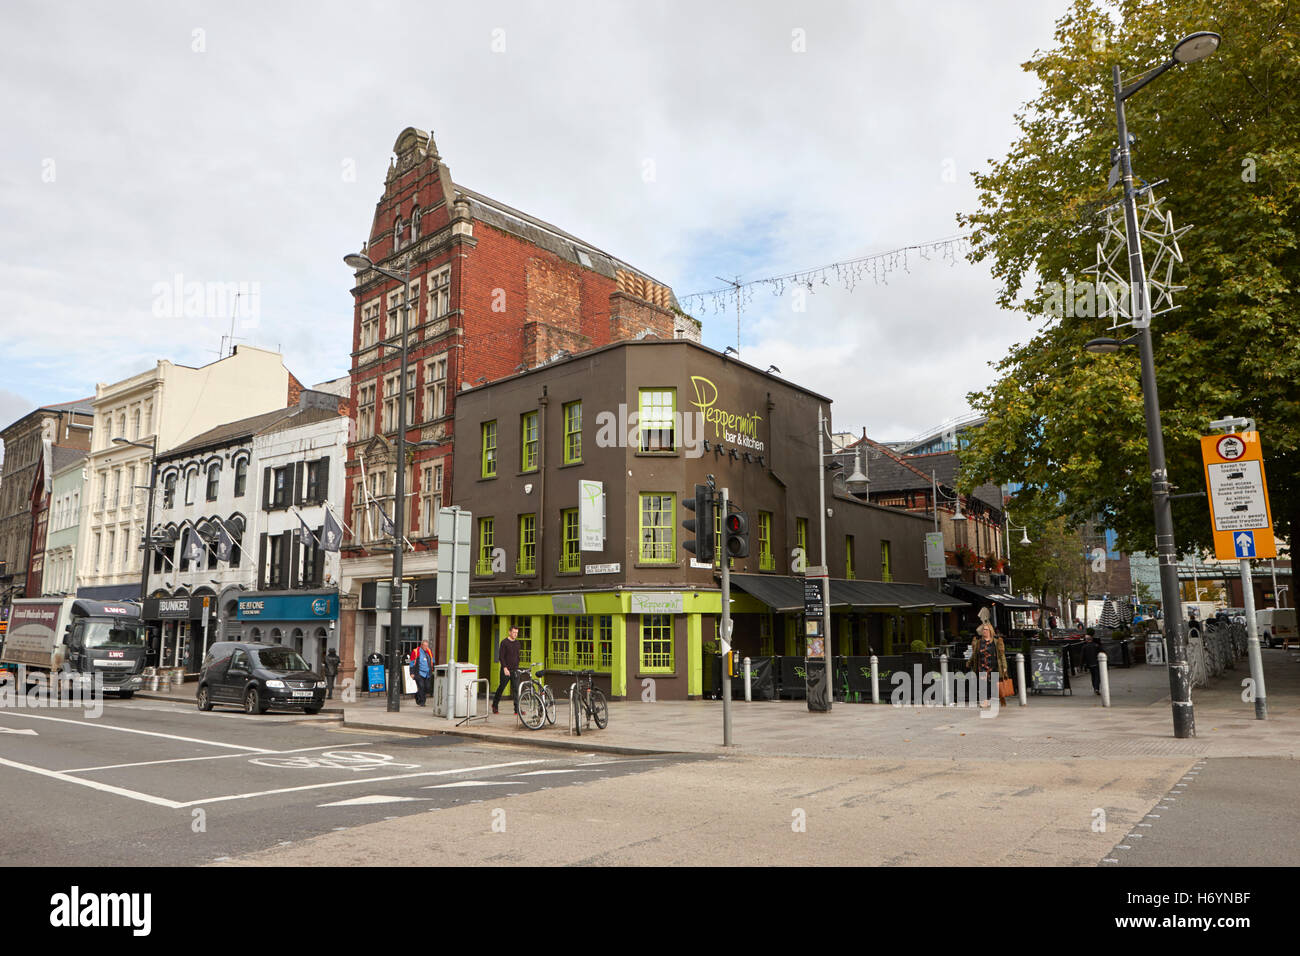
[118,691,135,700]
[245,688,267,715]
[197,686,212,711]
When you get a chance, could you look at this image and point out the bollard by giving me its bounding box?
[743,657,752,703]
[1016,653,1027,707]
[939,654,950,707]
[870,655,880,704]
[1098,651,1111,707]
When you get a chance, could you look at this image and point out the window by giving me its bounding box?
[548,617,571,667]
[162,474,175,509]
[367,470,387,535]
[267,535,284,587]
[520,411,538,472]
[560,508,580,572]
[845,535,855,580]
[93,532,101,571]
[881,540,892,582]
[796,518,808,554]
[759,615,774,656]
[357,382,376,439]
[428,266,451,322]
[563,401,582,463]
[184,470,196,506]
[572,616,594,668]
[410,205,421,242]
[598,615,613,669]
[112,469,122,510]
[352,479,365,544]
[509,617,533,665]
[234,459,248,497]
[98,471,108,511]
[206,463,220,501]
[106,530,116,572]
[420,463,443,535]
[125,465,135,509]
[305,458,328,504]
[131,408,140,439]
[640,615,674,672]
[516,514,536,574]
[637,388,675,452]
[476,517,495,575]
[383,374,399,433]
[423,353,447,420]
[272,466,292,509]
[758,511,774,570]
[359,300,381,352]
[143,402,152,435]
[638,493,675,563]
[481,421,497,478]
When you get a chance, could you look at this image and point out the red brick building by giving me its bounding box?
[338,127,700,680]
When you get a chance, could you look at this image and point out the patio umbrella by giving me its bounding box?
[1099,599,1121,629]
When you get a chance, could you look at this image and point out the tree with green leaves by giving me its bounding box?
[957,0,1300,559]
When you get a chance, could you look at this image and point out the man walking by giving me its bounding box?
[411,639,434,707]
[492,625,522,716]
[1082,635,1103,695]
[323,648,341,700]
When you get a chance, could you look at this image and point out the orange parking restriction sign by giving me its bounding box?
[1201,431,1276,561]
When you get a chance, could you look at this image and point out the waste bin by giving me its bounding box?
[434,663,480,717]
[433,665,450,716]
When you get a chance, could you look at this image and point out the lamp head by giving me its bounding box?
[1084,337,1123,354]
[344,252,374,270]
[1172,31,1220,64]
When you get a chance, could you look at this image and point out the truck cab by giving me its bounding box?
[65,601,148,697]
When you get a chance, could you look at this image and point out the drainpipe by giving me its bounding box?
[537,386,548,592]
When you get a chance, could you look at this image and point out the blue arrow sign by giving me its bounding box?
[1234,531,1256,558]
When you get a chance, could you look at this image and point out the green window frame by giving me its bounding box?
[598,615,613,669]
[639,492,675,563]
[796,517,808,553]
[509,616,533,665]
[758,511,774,571]
[881,539,893,582]
[476,517,495,575]
[520,411,538,472]
[560,508,580,572]
[846,535,856,580]
[548,616,571,668]
[759,614,774,656]
[640,614,674,672]
[637,388,676,453]
[572,616,594,668]
[516,514,536,574]
[481,421,497,478]
[563,401,582,464]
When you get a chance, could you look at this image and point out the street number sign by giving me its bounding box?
[1201,431,1276,560]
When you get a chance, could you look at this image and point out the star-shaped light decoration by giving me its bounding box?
[1088,188,1192,331]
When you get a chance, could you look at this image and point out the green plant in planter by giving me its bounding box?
[909,639,927,653]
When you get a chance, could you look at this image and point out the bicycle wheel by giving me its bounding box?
[590,688,609,729]
[542,685,556,725]
[517,685,545,730]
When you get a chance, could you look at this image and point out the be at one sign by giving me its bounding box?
[1201,432,1276,560]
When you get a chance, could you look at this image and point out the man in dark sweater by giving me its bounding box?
[492,626,522,715]
[1082,635,1103,695]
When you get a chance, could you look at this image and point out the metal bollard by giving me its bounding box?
[1016,653,1027,707]
[1098,651,1110,707]
[743,657,752,702]
[940,654,950,706]
[870,655,880,704]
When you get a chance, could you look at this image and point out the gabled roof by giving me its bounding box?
[857,446,1004,511]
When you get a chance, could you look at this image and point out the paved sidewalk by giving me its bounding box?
[340,647,1300,760]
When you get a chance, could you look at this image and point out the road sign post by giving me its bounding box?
[1202,421,1273,719]
[437,507,472,725]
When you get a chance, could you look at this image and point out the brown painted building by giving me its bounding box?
[447,338,963,700]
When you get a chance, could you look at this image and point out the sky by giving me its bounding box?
[0,0,1068,453]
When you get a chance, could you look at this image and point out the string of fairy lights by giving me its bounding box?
[679,233,973,321]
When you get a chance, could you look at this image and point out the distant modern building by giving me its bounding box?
[0,399,94,610]
[77,345,303,603]
[340,127,701,670]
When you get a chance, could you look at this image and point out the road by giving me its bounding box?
[0,698,701,866]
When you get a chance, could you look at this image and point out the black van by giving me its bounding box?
[197,641,325,715]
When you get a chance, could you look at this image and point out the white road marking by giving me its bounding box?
[512,768,603,776]
[0,754,185,809]
[318,795,426,807]
[423,780,515,789]
[0,710,275,752]
[65,744,344,773]
[0,727,38,736]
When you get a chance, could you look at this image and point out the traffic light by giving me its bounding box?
[724,508,749,559]
[682,484,715,564]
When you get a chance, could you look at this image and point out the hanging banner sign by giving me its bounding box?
[579,480,604,551]
[1201,431,1276,561]
[925,532,946,579]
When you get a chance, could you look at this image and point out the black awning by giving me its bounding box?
[731,575,967,613]
[76,583,141,602]
[946,581,1040,610]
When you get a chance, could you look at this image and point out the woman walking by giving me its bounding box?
[971,616,1008,707]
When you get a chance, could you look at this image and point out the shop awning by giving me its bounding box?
[945,581,1039,610]
[730,575,967,613]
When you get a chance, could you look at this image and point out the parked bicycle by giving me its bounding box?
[515,666,556,730]
[569,669,608,735]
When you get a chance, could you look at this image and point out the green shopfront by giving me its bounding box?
[236,589,340,671]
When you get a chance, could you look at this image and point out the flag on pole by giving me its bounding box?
[377,502,396,538]
[295,511,320,549]
[213,518,235,563]
[322,508,343,553]
[181,526,205,564]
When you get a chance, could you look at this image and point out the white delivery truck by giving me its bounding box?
[1256,608,1297,649]
[0,597,148,697]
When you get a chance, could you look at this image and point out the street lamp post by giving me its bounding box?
[345,251,412,713]
[1088,30,1219,738]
